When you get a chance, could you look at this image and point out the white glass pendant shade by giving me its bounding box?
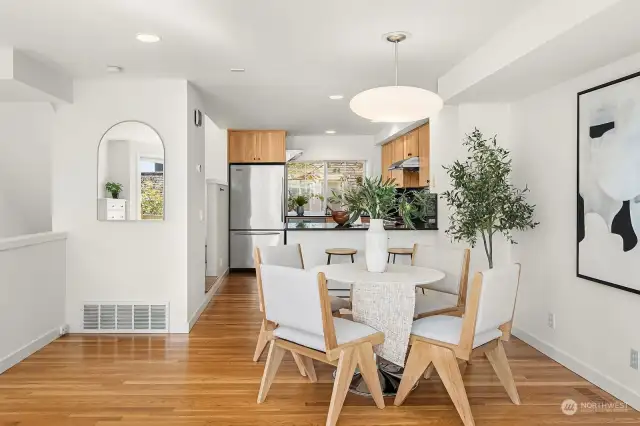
[350,85,443,123]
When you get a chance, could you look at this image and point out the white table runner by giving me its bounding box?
[313,263,445,367]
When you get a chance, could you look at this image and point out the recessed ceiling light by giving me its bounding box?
[106,65,123,74]
[136,33,161,43]
[329,95,344,100]
[230,68,246,72]
[325,130,336,134]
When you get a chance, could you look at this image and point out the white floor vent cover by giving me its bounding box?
[83,303,169,333]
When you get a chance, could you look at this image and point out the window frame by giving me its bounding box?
[287,160,367,213]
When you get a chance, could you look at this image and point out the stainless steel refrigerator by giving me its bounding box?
[229,164,286,269]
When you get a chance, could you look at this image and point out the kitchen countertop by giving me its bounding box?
[285,222,438,231]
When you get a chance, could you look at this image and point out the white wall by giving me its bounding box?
[0,103,53,238]
[0,232,66,374]
[510,51,640,409]
[286,135,381,177]
[52,79,190,333]
[186,83,206,325]
[204,115,228,184]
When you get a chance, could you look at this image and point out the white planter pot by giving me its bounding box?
[365,219,388,272]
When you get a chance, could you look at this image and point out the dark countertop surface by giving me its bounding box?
[285,222,438,231]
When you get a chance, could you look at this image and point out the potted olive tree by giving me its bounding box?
[442,128,539,268]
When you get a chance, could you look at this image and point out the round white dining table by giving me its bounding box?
[312,262,445,397]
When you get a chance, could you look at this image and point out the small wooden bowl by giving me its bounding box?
[331,210,350,225]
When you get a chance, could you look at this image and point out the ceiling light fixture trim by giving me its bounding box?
[136,33,161,43]
[350,31,443,123]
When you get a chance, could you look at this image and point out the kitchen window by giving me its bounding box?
[287,161,365,214]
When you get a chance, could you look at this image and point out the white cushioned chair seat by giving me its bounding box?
[274,318,378,352]
[411,315,502,349]
[414,293,458,316]
[330,296,351,312]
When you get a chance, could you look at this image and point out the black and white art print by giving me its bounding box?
[577,71,640,295]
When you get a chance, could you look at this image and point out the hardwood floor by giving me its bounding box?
[0,272,637,425]
[205,275,218,293]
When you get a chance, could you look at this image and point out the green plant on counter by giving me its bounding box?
[293,195,310,207]
[343,176,397,223]
[398,187,436,229]
[105,181,123,199]
[442,128,538,268]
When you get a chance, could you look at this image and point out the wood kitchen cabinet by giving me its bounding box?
[403,130,419,159]
[228,130,286,163]
[380,123,429,188]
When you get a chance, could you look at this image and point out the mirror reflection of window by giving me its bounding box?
[139,158,164,220]
[97,122,165,221]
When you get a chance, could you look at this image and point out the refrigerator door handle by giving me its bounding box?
[232,231,282,236]
[281,176,285,223]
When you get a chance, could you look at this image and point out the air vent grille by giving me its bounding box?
[82,303,168,333]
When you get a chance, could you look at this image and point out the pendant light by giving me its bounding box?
[350,32,443,123]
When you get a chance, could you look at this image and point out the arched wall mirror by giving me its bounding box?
[97,121,165,221]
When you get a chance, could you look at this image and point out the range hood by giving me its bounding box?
[388,156,419,171]
[286,150,304,162]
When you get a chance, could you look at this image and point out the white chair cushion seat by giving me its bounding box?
[411,315,502,349]
[330,296,351,312]
[414,293,458,316]
[274,318,378,352]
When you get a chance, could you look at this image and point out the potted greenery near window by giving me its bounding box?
[105,182,124,199]
[442,128,539,268]
[327,189,350,225]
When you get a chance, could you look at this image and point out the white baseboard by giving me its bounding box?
[513,328,640,411]
[0,327,62,375]
[189,268,229,331]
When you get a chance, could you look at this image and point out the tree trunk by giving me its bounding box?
[481,231,494,269]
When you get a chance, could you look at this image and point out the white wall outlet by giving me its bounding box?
[631,349,639,370]
[59,325,70,336]
[547,313,556,329]
[218,258,223,267]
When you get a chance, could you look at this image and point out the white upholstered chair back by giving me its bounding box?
[259,244,304,269]
[413,244,467,295]
[260,264,325,336]
[474,264,521,336]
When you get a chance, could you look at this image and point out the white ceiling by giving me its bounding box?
[0,0,537,135]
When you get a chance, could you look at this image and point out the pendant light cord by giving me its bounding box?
[394,41,399,86]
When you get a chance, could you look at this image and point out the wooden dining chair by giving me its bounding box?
[412,244,470,319]
[257,264,385,426]
[394,264,522,426]
[253,245,350,363]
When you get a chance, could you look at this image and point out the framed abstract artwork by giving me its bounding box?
[577,70,640,295]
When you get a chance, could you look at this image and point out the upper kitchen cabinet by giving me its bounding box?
[418,123,430,187]
[403,130,419,159]
[228,130,286,163]
[380,122,430,188]
[256,131,286,162]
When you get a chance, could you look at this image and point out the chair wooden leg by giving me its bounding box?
[253,321,269,362]
[291,351,308,377]
[394,341,432,406]
[423,363,435,380]
[355,343,385,409]
[298,354,317,383]
[458,359,468,376]
[326,348,358,426]
[257,341,285,404]
[431,346,475,426]
[485,340,521,405]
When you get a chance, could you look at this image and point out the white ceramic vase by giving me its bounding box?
[365,219,388,272]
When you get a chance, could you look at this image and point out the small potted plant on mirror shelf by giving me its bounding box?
[105,182,124,199]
